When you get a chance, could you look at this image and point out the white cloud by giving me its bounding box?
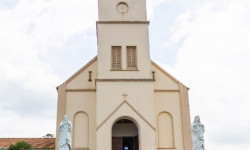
[164,0,250,149]
[147,0,171,19]
[30,0,97,52]
[0,0,97,137]
[0,110,56,137]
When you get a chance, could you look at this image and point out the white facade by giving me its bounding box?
[56,0,192,150]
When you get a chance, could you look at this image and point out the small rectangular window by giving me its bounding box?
[111,46,122,70]
[127,46,137,70]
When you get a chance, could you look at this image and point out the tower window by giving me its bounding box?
[112,46,122,70]
[127,46,137,70]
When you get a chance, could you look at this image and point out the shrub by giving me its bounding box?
[8,141,32,150]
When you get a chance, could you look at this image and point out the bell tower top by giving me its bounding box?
[98,0,147,21]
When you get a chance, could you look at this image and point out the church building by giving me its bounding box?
[56,0,192,150]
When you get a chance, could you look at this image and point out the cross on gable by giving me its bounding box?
[122,92,128,101]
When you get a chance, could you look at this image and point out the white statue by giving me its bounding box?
[191,116,205,150]
[58,115,72,150]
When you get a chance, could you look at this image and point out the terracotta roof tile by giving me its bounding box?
[0,138,55,149]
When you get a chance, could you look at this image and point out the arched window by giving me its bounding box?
[158,112,174,148]
[73,112,89,149]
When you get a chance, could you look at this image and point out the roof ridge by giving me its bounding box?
[57,55,97,89]
[0,138,55,149]
[0,138,55,139]
[151,60,189,89]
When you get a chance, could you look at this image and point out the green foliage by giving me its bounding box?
[8,141,32,150]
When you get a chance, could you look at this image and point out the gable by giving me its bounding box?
[64,56,97,90]
[57,57,188,90]
[151,61,188,90]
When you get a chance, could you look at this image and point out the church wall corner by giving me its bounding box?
[55,82,67,149]
[178,83,192,150]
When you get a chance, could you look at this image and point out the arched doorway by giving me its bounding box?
[112,119,139,150]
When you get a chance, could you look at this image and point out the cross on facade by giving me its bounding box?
[122,92,128,101]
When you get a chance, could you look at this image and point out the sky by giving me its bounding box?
[0,0,250,149]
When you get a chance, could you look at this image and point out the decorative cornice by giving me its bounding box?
[66,89,96,92]
[96,79,154,82]
[157,148,176,149]
[110,69,139,71]
[154,90,179,92]
[96,21,150,24]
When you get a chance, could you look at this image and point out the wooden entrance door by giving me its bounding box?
[134,136,139,150]
[113,136,139,150]
[112,137,123,150]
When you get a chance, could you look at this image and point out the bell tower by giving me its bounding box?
[96,0,155,150]
[96,0,152,79]
[98,0,147,21]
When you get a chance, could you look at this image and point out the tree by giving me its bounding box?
[8,141,32,150]
[43,133,54,138]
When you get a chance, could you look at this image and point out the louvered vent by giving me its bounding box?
[112,46,122,70]
[127,46,137,70]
